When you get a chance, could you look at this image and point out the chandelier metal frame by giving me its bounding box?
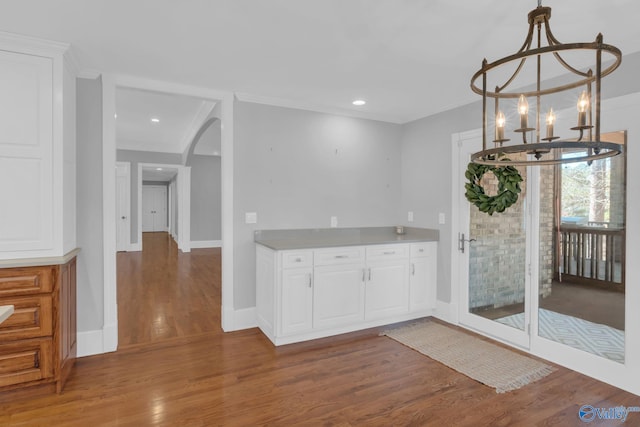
[469,3,624,166]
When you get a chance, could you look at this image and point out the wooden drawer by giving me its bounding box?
[0,296,52,341]
[281,251,313,269]
[314,246,365,266]
[366,244,409,261]
[0,338,54,388]
[0,266,54,297]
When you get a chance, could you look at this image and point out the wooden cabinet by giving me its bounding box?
[257,242,436,346]
[0,255,77,393]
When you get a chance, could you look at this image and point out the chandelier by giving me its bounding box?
[470,2,623,166]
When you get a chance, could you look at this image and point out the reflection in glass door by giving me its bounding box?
[538,131,626,363]
[457,133,531,349]
[467,155,528,332]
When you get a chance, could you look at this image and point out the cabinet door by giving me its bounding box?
[365,260,409,320]
[409,244,437,312]
[313,264,365,330]
[280,268,313,336]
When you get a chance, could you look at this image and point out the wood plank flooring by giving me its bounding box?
[0,233,637,426]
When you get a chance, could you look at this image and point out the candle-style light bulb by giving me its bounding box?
[577,90,589,127]
[495,110,506,140]
[545,108,555,139]
[518,94,529,128]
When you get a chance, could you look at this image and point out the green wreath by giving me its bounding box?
[464,163,523,215]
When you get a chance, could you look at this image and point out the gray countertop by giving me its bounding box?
[254,226,439,250]
[0,248,81,269]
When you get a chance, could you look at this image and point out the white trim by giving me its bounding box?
[179,101,217,159]
[235,92,404,124]
[77,69,101,80]
[76,329,104,358]
[433,299,458,324]
[102,74,118,353]
[230,307,258,331]
[0,30,69,57]
[191,240,222,249]
[220,93,234,332]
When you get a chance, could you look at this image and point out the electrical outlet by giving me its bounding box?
[330,216,338,228]
[245,212,257,224]
[439,213,446,224]
[408,211,414,222]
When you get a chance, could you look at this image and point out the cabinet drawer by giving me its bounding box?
[366,244,409,261]
[0,338,54,388]
[314,247,365,266]
[0,266,54,297]
[410,242,435,258]
[0,296,53,340]
[281,251,313,269]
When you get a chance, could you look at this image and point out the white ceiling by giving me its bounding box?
[1,0,639,125]
[115,87,215,154]
[142,166,178,182]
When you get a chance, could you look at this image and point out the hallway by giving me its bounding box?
[117,232,221,347]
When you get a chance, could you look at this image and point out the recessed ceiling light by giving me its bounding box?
[151,117,160,123]
[352,99,366,106]
[114,113,117,119]
[156,168,162,171]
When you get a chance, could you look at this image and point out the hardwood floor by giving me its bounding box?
[117,232,222,347]
[0,234,637,426]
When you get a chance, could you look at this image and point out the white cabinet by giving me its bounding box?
[409,242,437,312]
[314,263,365,329]
[0,34,76,259]
[281,268,313,335]
[256,241,437,346]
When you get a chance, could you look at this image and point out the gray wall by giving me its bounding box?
[233,101,403,308]
[76,77,104,332]
[189,154,222,241]
[400,102,480,303]
[115,150,181,243]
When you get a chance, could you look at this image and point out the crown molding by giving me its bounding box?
[235,92,405,124]
[0,30,69,57]
[77,69,102,79]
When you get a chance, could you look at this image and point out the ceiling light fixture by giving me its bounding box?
[470,1,623,166]
[156,168,162,171]
[151,117,160,123]
[352,99,366,106]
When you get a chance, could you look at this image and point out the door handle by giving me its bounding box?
[458,232,476,254]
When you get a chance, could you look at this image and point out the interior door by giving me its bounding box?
[455,132,532,348]
[142,185,167,232]
[115,162,130,251]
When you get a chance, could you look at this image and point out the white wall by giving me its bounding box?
[233,101,403,308]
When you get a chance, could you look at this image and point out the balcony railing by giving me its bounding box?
[558,224,625,291]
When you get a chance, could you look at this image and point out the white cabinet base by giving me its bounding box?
[256,242,437,346]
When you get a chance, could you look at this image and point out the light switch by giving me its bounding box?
[330,216,338,228]
[245,212,257,224]
[439,213,446,224]
[408,211,414,222]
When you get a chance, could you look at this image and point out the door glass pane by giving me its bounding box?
[468,159,527,330]
[538,131,626,363]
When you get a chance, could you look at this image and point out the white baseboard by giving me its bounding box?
[191,240,222,249]
[222,306,258,332]
[77,329,104,358]
[129,242,142,252]
[433,299,458,325]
